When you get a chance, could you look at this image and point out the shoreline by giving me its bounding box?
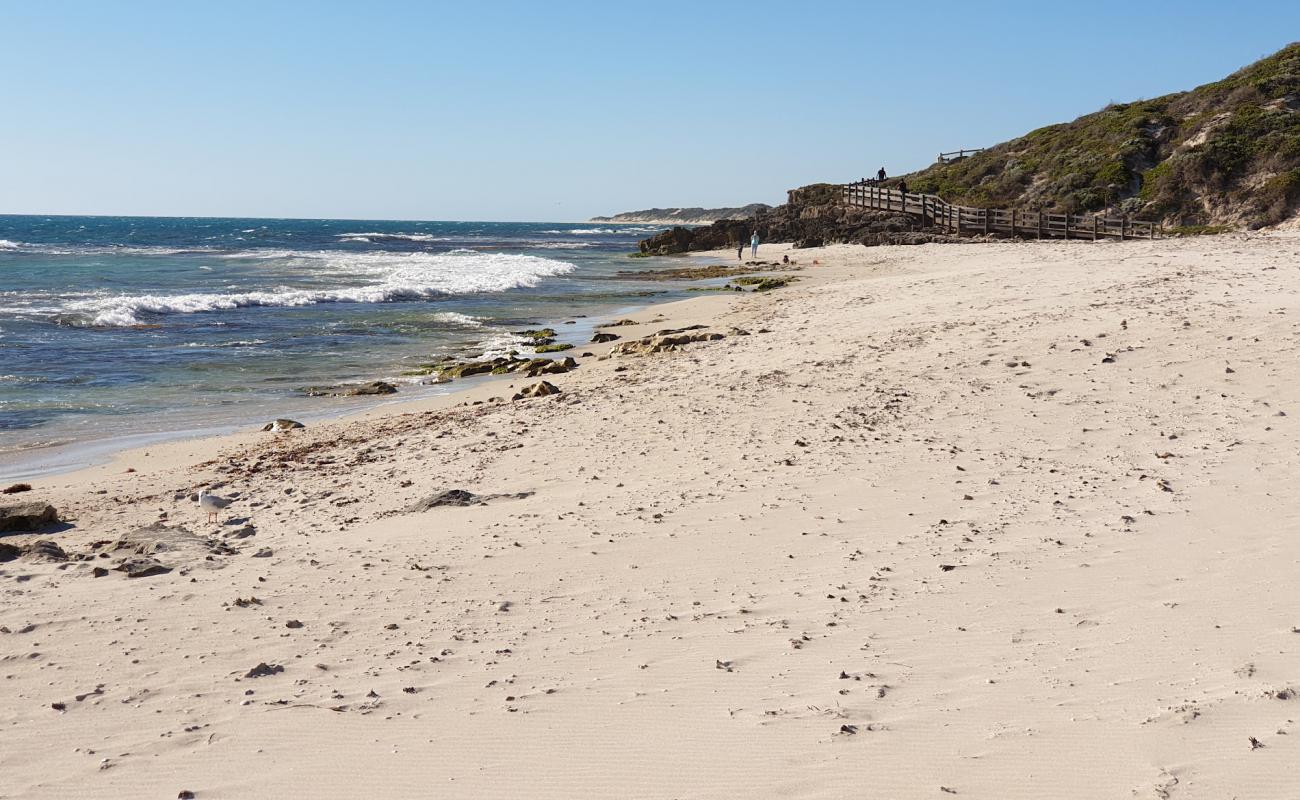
[5,235,1298,798]
[0,257,732,483]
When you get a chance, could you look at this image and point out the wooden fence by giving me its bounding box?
[841,181,1160,240]
[937,148,984,163]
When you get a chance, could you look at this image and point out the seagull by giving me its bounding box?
[198,488,231,523]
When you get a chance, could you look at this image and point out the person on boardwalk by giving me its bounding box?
[750,230,759,259]
[897,178,909,196]
[877,166,886,183]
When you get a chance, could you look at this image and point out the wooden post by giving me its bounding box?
[1063,214,1070,240]
[1037,212,1043,239]
[1093,216,1098,241]
[1010,209,1016,237]
[984,209,990,235]
[1120,217,1127,241]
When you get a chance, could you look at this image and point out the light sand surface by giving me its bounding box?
[2,235,1299,799]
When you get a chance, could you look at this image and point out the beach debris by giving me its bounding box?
[590,332,620,343]
[407,489,533,512]
[2,483,32,494]
[114,556,172,578]
[300,381,397,397]
[243,662,284,679]
[252,548,273,558]
[198,489,232,523]
[285,620,304,629]
[715,659,734,672]
[261,418,304,432]
[178,791,196,799]
[512,381,561,401]
[1249,736,1265,750]
[0,501,60,532]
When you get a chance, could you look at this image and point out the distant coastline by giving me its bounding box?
[591,203,771,226]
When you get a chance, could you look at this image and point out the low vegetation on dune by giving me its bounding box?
[908,43,1300,228]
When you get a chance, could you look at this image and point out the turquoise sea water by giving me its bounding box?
[0,216,682,477]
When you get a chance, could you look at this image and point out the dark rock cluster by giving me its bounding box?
[638,183,955,255]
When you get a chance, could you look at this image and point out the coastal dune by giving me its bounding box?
[2,236,1299,798]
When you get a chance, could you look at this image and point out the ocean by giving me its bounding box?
[0,216,685,478]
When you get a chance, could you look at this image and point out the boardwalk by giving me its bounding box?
[841,181,1161,240]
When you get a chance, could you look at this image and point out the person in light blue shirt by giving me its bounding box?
[750,231,759,259]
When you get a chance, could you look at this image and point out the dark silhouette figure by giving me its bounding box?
[897,179,909,195]
[877,167,887,182]
[737,241,744,261]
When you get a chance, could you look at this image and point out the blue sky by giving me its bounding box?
[2,1,1297,221]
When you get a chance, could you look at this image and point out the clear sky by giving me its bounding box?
[2,1,1298,221]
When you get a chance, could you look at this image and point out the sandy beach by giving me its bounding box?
[3,235,1299,798]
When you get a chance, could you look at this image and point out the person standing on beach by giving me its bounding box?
[750,231,759,259]
[737,240,744,261]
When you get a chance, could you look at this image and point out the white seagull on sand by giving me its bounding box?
[198,488,232,523]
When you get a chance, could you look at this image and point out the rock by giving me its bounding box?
[511,328,557,346]
[512,381,561,401]
[602,319,640,327]
[0,542,21,562]
[23,540,67,562]
[407,489,534,513]
[114,556,172,578]
[178,791,196,799]
[635,183,958,254]
[260,418,304,432]
[413,489,481,508]
[301,381,397,397]
[224,524,257,539]
[244,663,284,679]
[607,330,724,357]
[2,483,32,494]
[590,332,620,343]
[112,522,237,561]
[726,327,751,336]
[534,343,573,353]
[251,548,273,558]
[523,357,577,378]
[91,566,109,578]
[0,502,59,533]
[285,620,304,629]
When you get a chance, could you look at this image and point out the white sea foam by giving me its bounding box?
[336,232,449,243]
[566,228,617,235]
[0,239,22,250]
[60,251,571,327]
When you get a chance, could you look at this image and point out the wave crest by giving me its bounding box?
[59,251,572,327]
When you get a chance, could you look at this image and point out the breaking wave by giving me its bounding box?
[56,251,573,327]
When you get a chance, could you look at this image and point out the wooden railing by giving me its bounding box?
[841,181,1161,241]
[937,148,984,163]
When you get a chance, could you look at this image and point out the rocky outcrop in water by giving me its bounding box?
[638,183,954,255]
